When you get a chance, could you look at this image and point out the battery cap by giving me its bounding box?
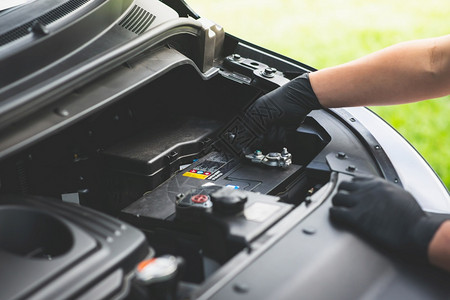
[136,255,178,285]
[210,188,247,215]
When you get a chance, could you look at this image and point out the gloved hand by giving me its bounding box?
[246,72,322,130]
[329,176,445,259]
[221,73,322,154]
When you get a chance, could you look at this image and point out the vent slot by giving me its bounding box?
[118,5,155,35]
[0,0,91,47]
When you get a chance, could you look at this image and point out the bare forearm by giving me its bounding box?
[428,220,450,272]
[310,35,450,108]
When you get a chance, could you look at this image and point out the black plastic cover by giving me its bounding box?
[0,194,148,300]
[0,0,133,87]
[101,118,222,210]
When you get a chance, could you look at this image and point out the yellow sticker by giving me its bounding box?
[183,172,208,180]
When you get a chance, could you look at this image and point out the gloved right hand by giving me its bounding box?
[329,176,446,260]
[221,73,322,154]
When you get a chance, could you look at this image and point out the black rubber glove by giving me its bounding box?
[221,73,322,154]
[329,176,445,259]
[246,72,322,130]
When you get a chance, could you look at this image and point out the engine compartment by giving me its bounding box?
[0,62,339,296]
[0,0,448,295]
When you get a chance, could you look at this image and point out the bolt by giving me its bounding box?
[349,118,356,122]
[255,150,262,156]
[336,152,347,159]
[262,67,277,78]
[374,145,381,150]
[232,53,241,60]
[347,165,357,172]
[266,67,276,74]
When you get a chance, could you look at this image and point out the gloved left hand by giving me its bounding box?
[329,176,445,260]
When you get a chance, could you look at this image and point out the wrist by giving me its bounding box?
[428,220,450,272]
[411,215,446,259]
[294,73,323,111]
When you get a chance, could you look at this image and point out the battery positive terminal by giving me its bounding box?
[245,147,292,168]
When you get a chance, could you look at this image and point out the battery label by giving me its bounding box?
[183,152,237,181]
[183,172,209,179]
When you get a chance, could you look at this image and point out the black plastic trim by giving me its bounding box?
[0,0,91,47]
[328,108,402,186]
[118,4,156,35]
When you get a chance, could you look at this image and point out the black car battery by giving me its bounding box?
[100,119,222,211]
[121,150,303,228]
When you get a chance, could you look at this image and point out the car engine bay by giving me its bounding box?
[0,0,449,299]
[0,58,373,298]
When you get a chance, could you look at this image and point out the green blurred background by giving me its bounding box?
[188,0,450,188]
